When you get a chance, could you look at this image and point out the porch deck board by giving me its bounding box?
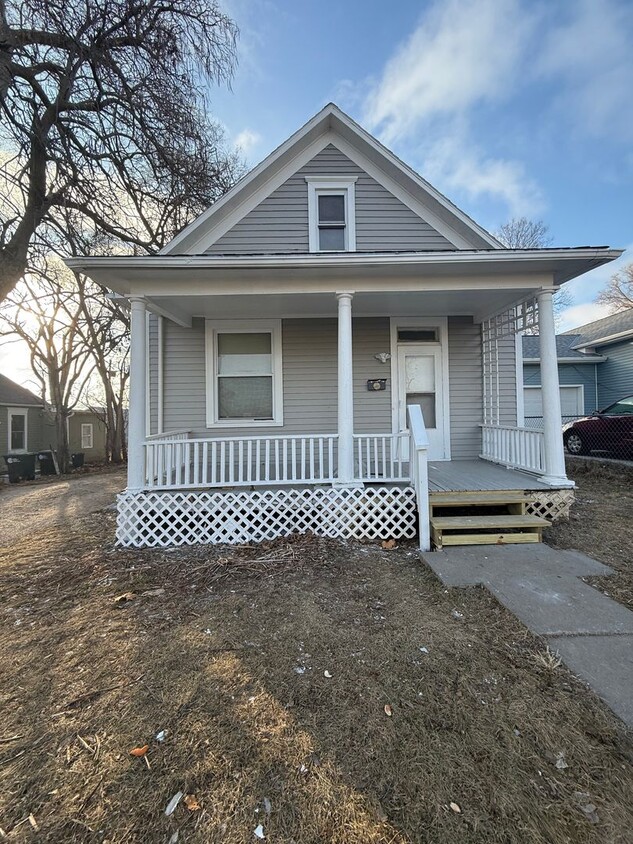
[428,459,550,493]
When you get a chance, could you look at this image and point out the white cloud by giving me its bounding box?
[363,0,534,144]
[359,0,541,216]
[234,129,262,157]
[537,0,633,142]
[423,134,544,218]
[557,302,613,332]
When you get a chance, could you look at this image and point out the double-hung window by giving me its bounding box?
[306,177,357,252]
[205,320,283,427]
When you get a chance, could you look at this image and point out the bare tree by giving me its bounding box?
[0,0,241,300]
[496,217,571,330]
[75,274,129,463]
[596,263,633,313]
[0,257,95,471]
[495,217,553,249]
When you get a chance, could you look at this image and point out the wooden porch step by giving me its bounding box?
[430,514,548,550]
[429,490,533,506]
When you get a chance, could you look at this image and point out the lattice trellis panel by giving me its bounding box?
[116,486,418,548]
[526,489,574,522]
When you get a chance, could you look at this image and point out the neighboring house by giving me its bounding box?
[0,375,57,468]
[522,309,633,427]
[564,310,633,408]
[0,374,108,469]
[68,104,622,550]
[522,334,606,428]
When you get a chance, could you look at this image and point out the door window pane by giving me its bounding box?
[398,328,439,343]
[218,333,271,375]
[407,393,436,428]
[218,376,273,419]
[405,356,436,428]
[10,414,26,450]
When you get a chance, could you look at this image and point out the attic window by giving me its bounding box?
[306,177,357,252]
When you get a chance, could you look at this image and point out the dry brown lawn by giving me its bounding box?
[545,458,633,609]
[1,506,633,843]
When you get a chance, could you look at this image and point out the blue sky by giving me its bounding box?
[215,0,633,329]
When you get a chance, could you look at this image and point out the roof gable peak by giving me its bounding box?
[162,103,501,256]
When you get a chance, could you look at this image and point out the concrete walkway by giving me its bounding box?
[422,544,633,728]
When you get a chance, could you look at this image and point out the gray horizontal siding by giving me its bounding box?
[448,317,483,458]
[497,334,518,427]
[161,317,393,437]
[208,144,454,254]
[596,340,633,407]
[156,315,489,460]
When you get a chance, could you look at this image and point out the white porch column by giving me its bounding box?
[538,288,571,486]
[128,296,147,491]
[336,292,356,486]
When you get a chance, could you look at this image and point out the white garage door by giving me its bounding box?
[524,385,583,426]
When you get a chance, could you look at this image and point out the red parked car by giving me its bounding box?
[563,395,633,456]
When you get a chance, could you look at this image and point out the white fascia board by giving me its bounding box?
[66,247,623,276]
[523,356,608,364]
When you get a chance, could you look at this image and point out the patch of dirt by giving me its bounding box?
[1,516,632,843]
[545,459,633,609]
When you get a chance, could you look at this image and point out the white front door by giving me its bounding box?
[396,345,448,460]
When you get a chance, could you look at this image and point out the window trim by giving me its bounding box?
[306,176,357,253]
[81,423,94,449]
[205,320,284,428]
[7,407,28,452]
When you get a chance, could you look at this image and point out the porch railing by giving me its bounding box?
[353,432,409,482]
[480,424,545,475]
[145,433,340,489]
[407,405,430,551]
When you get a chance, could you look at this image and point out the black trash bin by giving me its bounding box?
[71,452,85,469]
[37,450,58,476]
[3,453,36,483]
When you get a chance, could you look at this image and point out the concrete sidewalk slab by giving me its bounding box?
[422,544,613,587]
[485,574,633,636]
[420,543,633,727]
[548,635,633,727]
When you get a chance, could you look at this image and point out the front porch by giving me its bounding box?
[115,421,574,549]
[108,256,580,551]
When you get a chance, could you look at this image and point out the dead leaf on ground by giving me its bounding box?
[184,794,201,811]
[129,745,149,757]
[450,802,461,813]
[141,588,166,597]
[381,539,397,550]
[114,592,136,604]
[384,704,393,717]
[28,814,39,831]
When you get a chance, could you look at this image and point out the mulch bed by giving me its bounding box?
[545,459,633,609]
[1,512,632,842]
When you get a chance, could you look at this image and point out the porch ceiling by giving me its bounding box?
[146,287,537,322]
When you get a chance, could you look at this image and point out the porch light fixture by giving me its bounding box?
[374,352,391,364]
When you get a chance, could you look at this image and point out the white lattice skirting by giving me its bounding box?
[116,486,418,548]
[526,489,575,522]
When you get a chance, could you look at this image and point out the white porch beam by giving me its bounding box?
[128,297,148,491]
[336,292,356,486]
[538,289,572,487]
